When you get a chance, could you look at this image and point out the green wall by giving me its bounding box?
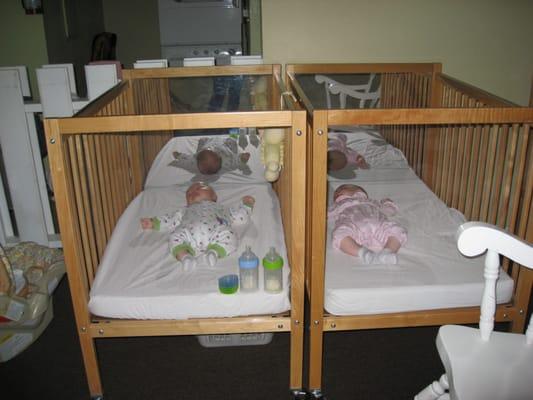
[262,0,533,105]
[0,2,48,99]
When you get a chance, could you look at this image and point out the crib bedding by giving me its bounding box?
[88,182,291,320]
[324,174,514,316]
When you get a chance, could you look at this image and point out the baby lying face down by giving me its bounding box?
[329,184,407,264]
[141,182,255,269]
[170,136,251,179]
[327,133,369,172]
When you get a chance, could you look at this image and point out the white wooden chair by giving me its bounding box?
[315,73,380,109]
[415,221,533,400]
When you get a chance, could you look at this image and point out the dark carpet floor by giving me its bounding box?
[1,277,452,399]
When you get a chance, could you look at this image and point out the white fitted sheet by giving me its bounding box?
[89,183,291,319]
[324,172,514,316]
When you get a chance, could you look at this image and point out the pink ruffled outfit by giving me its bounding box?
[329,191,407,252]
[328,133,364,166]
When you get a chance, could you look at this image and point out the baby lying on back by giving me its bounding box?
[141,182,255,269]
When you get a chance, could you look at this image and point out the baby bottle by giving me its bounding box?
[239,246,259,292]
[263,247,283,293]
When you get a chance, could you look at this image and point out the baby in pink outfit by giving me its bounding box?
[329,184,407,264]
[328,133,369,172]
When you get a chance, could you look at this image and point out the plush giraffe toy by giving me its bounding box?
[260,128,285,182]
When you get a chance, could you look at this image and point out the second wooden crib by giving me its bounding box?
[286,62,533,398]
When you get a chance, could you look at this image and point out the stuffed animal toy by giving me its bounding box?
[260,128,285,182]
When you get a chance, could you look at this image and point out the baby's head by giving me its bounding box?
[197,149,222,175]
[333,184,367,203]
[327,150,348,172]
[186,182,217,205]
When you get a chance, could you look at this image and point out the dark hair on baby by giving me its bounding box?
[197,150,222,175]
[327,150,348,172]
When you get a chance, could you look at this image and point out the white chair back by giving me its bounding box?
[456,222,533,343]
[415,221,533,400]
[315,73,380,109]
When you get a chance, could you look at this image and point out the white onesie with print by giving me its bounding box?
[151,200,253,258]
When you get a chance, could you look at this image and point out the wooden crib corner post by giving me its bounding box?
[124,80,145,195]
[510,166,533,333]
[422,65,444,190]
[308,110,329,393]
[288,110,307,392]
[44,119,103,398]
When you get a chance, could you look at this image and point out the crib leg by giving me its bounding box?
[78,333,104,398]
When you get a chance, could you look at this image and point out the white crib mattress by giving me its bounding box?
[88,183,291,320]
[324,169,514,316]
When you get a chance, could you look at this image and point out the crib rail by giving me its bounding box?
[76,81,133,117]
[438,74,517,107]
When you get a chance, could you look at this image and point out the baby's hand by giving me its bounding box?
[242,196,255,208]
[355,155,369,169]
[140,218,153,230]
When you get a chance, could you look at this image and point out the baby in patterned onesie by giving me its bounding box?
[170,136,251,178]
[329,184,407,264]
[328,133,369,172]
[141,182,255,269]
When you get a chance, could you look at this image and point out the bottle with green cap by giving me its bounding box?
[239,246,259,292]
[263,247,283,293]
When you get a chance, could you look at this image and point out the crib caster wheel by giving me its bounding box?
[308,389,325,399]
[290,389,308,399]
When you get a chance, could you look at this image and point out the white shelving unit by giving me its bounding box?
[0,64,119,248]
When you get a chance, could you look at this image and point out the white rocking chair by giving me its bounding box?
[415,221,533,400]
[315,73,380,109]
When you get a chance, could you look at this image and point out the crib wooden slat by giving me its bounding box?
[99,136,117,226]
[433,127,445,197]
[457,125,474,213]
[470,125,491,220]
[507,125,530,236]
[107,135,123,224]
[68,137,95,287]
[488,125,509,225]
[112,135,129,213]
[440,125,452,203]
[82,135,107,259]
[450,125,464,208]
[74,135,99,282]
[496,124,518,229]
[479,125,499,221]
[94,136,113,240]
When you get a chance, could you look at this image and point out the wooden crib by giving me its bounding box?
[286,63,533,396]
[44,65,307,399]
